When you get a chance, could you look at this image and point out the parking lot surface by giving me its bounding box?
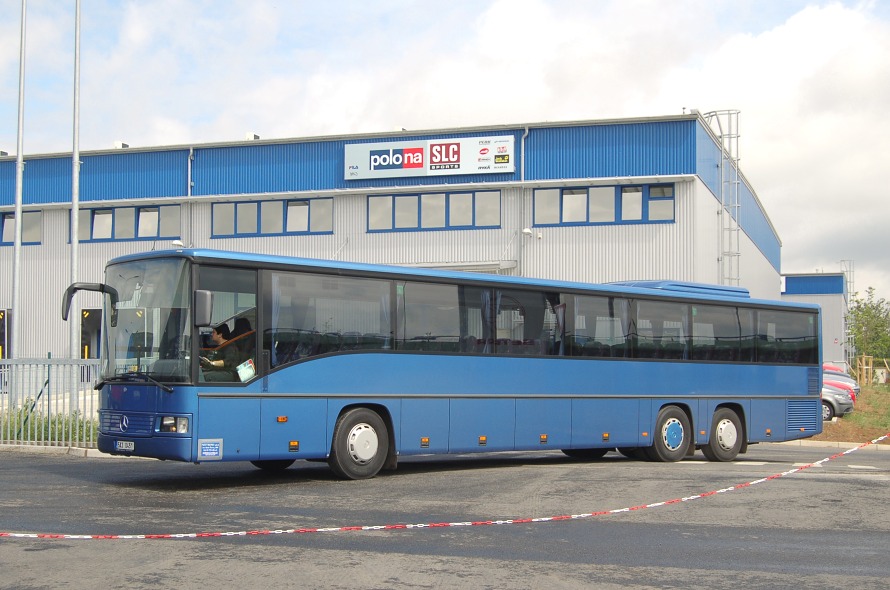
[1,442,888,589]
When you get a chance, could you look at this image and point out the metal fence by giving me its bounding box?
[0,358,101,449]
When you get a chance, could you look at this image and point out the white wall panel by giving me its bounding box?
[782,293,846,364]
[3,179,783,359]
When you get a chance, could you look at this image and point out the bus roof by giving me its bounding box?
[609,281,751,299]
[108,248,820,311]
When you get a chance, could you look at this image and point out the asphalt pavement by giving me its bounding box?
[1,440,888,589]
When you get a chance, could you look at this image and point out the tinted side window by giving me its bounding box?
[635,300,689,360]
[565,295,632,358]
[757,310,818,364]
[263,271,391,367]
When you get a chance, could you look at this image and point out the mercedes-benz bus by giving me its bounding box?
[62,249,822,479]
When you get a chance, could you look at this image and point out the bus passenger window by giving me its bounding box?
[264,271,391,367]
[568,296,631,358]
[396,282,461,352]
[635,300,689,360]
[756,310,818,364]
[490,289,557,356]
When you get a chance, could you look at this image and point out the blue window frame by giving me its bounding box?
[75,205,180,242]
[211,198,333,238]
[1,211,42,245]
[367,190,500,232]
[533,184,674,227]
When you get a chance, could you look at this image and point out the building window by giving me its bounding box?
[1,211,42,245]
[533,184,674,227]
[211,198,333,237]
[91,209,113,239]
[588,186,616,222]
[368,190,500,232]
[620,187,643,221]
[648,185,675,221]
[76,205,180,242]
[261,201,283,233]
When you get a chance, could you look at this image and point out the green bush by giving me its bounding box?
[0,403,97,446]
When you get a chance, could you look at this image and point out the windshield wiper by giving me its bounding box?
[95,371,173,393]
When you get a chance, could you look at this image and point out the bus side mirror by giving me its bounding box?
[62,282,120,326]
[194,290,213,327]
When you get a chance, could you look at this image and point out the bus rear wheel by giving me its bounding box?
[251,459,296,471]
[701,408,743,462]
[328,408,389,480]
[562,448,610,460]
[645,406,691,462]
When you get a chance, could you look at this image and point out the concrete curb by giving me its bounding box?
[0,444,115,458]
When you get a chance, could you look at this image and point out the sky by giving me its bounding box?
[1,0,888,301]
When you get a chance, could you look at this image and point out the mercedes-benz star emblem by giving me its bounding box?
[119,415,129,432]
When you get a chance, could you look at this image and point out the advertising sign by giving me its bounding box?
[344,135,515,180]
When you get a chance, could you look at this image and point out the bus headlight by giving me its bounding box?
[159,416,189,433]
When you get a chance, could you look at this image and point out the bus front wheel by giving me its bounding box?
[329,408,389,480]
[645,406,691,462]
[701,408,743,462]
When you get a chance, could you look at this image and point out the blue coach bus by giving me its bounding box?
[62,249,822,479]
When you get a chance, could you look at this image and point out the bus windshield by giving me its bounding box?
[101,257,191,382]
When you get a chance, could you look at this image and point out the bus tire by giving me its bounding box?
[251,459,296,471]
[561,448,610,460]
[645,406,691,462]
[328,407,389,480]
[701,408,743,462]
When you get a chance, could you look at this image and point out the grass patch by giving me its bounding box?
[0,404,98,446]
[812,385,890,444]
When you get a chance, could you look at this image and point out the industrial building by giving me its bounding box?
[1,110,823,360]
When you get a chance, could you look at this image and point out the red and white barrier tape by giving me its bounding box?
[2,434,887,541]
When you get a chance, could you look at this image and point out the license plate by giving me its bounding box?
[116,440,135,452]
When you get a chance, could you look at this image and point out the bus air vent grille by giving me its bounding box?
[787,400,818,433]
[807,368,820,395]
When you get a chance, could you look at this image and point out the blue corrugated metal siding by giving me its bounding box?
[784,274,845,295]
[695,121,781,272]
[525,120,697,180]
[0,150,188,205]
[740,183,781,271]
[695,122,721,192]
[21,157,71,204]
[80,150,189,201]
[0,161,15,206]
[193,131,523,196]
